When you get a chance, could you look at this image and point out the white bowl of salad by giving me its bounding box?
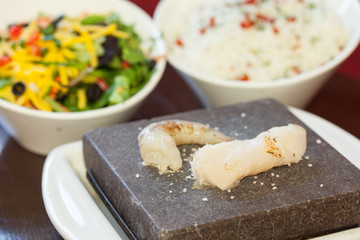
[154,0,360,108]
[0,0,166,155]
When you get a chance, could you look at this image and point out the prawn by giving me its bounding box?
[191,124,307,190]
[138,120,234,172]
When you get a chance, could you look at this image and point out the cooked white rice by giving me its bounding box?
[168,0,349,82]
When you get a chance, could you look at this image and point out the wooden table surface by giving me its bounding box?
[0,1,359,239]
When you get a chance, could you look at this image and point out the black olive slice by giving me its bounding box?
[87,83,103,102]
[12,82,26,96]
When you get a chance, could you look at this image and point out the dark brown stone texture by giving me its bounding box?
[83,98,360,240]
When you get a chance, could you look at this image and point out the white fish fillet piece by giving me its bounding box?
[191,124,307,190]
[138,120,234,172]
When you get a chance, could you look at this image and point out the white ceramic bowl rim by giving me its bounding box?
[0,0,167,121]
[154,0,360,89]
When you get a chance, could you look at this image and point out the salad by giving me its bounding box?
[0,12,156,112]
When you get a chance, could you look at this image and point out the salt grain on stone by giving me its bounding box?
[135,173,140,178]
[241,112,246,118]
[202,197,208,201]
[316,139,322,144]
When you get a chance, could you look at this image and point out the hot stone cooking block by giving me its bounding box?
[83,98,360,240]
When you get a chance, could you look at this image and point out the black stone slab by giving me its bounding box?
[83,98,360,240]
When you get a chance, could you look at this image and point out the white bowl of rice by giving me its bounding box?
[0,0,166,155]
[154,0,360,108]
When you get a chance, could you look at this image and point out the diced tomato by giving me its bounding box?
[286,16,297,22]
[240,13,254,29]
[29,44,41,56]
[54,76,61,83]
[256,13,275,23]
[244,0,257,4]
[26,29,40,45]
[209,17,216,27]
[9,25,22,41]
[96,77,109,91]
[292,66,301,74]
[241,19,254,29]
[48,87,60,99]
[199,28,206,35]
[121,61,130,69]
[23,101,32,108]
[236,74,249,81]
[272,26,279,34]
[0,55,12,66]
[175,38,184,47]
